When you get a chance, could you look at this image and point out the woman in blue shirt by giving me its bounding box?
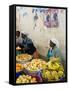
[46,38,64,63]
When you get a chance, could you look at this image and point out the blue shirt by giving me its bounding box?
[47,46,64,61]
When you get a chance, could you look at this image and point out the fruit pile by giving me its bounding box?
[42,68,64,81]
[16,63,24,72]
[47,57,60,70]
[16,57,65,83]
[16,54,32,62]
[24,59,47,72]
[16,75,37,84]
[42,57,64,81]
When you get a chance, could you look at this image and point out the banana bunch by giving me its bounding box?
[42,69,64,81]
[58,65,64,72]
[47,57,60,70]
[58,71,64,78]
[48,61,60,71]
[50,57,60,63]
[44,70,53,80]
[51,71,59,80]
[42,57,65,81]
[42,70,57,81]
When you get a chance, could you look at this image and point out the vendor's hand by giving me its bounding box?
[22,48,26,50]
[22,47,30,50]
[50,57,58,62]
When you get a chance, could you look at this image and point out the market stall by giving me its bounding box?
[16,53,65,84]
[15,6,66,84]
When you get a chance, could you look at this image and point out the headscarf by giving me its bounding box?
[50,38,59,48]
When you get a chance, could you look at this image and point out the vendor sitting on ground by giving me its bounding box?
[46,38,64,63]
[21,33,38,58]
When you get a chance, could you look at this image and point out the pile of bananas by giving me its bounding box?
[24,59,47,72]
[42,57,65,81]
[42,69,64,81]
[16,75,37,84]
[47,57,60,70]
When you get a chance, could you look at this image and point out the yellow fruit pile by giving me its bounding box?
[16,75,37,84]
[42,57,65,81]
[47,57,60,70]
[24,59,47,72]
[42,69,64,81]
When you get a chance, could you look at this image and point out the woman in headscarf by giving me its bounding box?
[46,38,64,62]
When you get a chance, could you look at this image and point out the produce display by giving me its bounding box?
[47,57,60,70]
[16,54,32,62]
[42,57,65,81]
[16,56,65,83]
[16,63,24,72]
[24,59,47,72]
[42,69,64,81]
[16,75,37,84]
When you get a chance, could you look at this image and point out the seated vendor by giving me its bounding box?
[21,33,38,58]
[16,31,23,55]
[46,38,64,63]
[16,31,23,47]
